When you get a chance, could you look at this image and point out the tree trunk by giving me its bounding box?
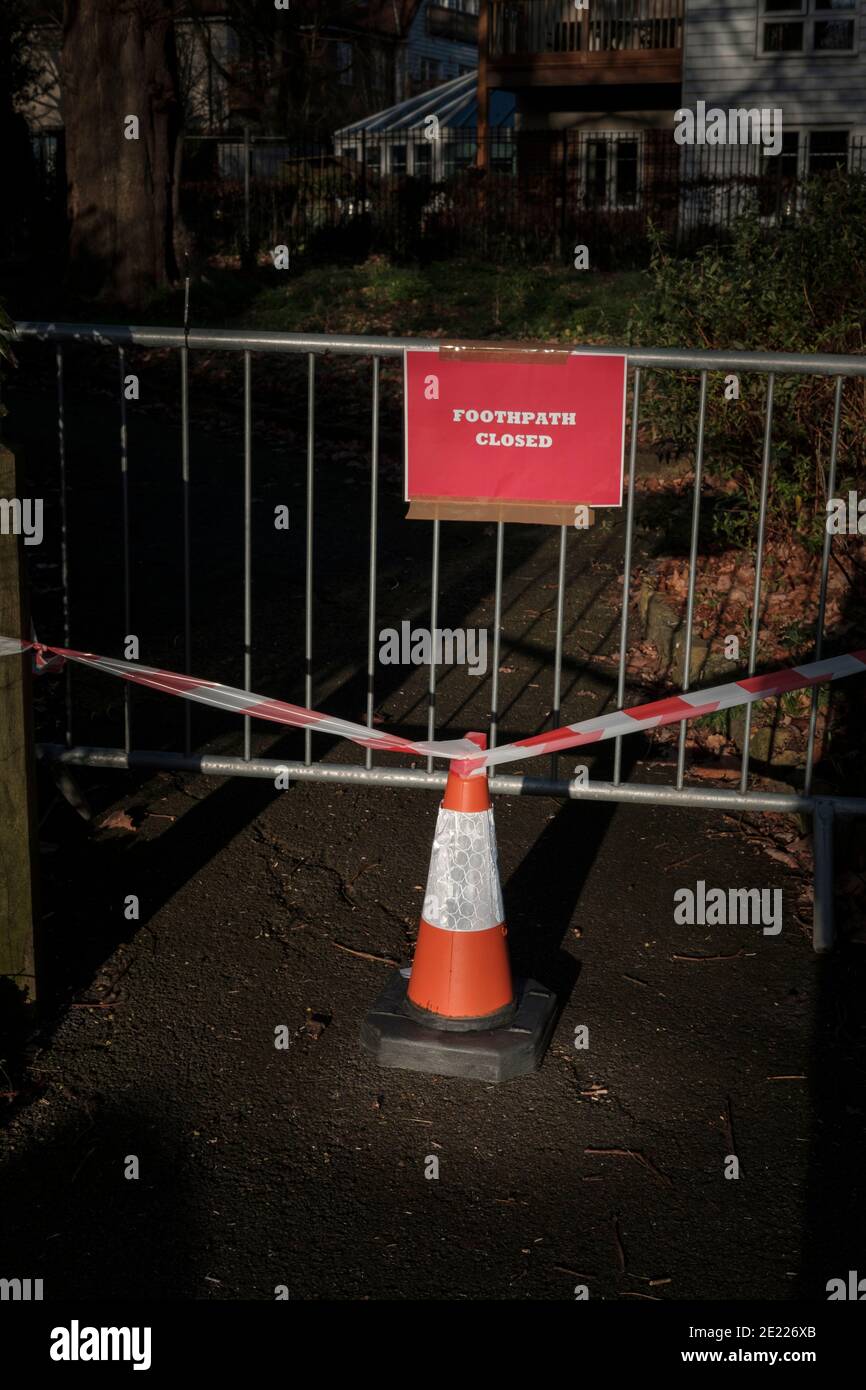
[61,0,181,308]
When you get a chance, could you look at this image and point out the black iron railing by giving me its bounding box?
[488,0,684,56]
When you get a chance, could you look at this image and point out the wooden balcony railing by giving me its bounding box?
[488,0,684,57]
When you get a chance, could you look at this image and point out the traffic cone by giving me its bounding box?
[404,733,516,1031]
[360,733,558,1082]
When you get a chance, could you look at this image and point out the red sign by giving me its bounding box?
[404,350,627,508]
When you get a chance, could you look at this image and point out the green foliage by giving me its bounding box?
[0,0,41,108]
[630,174,866,546]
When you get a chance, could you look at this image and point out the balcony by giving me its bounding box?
[485,0,683,87]
[427,4,479,43]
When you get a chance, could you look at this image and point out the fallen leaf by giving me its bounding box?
[99,809,137,832]
[764,848,801,870]
[690,766,742,782]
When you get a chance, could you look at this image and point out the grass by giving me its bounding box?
[145,256,650,344]
[2,248,650,344]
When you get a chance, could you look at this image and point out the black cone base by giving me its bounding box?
[360,969,559,1083]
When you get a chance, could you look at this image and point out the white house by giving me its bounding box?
[476,0,865,224]
[681,0,866,182]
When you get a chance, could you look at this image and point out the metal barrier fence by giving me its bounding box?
[10,321,866,950]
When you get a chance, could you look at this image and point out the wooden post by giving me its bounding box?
[0,442,40,1007]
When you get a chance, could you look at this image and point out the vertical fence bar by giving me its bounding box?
[365,357,380,769]
[804,375,844,793]
[56,343,72,747]
[676,369,708,787]
[243,125,251,264]
[739,372,775,792]
[118,346,131,753]
[426,519,440,774]
[181,339,192,755]
[550,524,567,780]
[489,521,505,749]
[812,799,835,951]
[243,350,252,761]
[613,365,641,784]
[304,352,315,766]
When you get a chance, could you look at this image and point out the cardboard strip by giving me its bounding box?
[406,496,595,527]
[438,339,570,366]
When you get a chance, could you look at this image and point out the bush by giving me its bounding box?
[630,173,866,548]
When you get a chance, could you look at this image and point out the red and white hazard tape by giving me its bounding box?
[474,648,866,775]
[1,635,864,775]
[0,636,477,760]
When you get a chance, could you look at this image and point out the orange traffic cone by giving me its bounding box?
[404,733,516,1031]
[360,733,558,1082]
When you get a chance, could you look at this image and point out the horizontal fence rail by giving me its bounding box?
[13,324,866,377]
[7,321,866,951]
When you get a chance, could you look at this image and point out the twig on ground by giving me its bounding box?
[331,942,399,966]
[585,1147,673,1189]
[671,949,750,962]
[612,1214,627,1273]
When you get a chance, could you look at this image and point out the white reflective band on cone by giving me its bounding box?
[421,807,505,932]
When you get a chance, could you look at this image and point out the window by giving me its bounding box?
[759,0,856,52]
[490,133,515,174]
[391,143,407,176]
[809,128,849,172]
[814,17,856,47]
[615,140,639,206]
[336,41,353,85]
[763,20,805,48]
[778,129,801,175]
[415,141,432,176]
[443,134,474,176]
[758,129,799,214]
[585,140,608,206]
